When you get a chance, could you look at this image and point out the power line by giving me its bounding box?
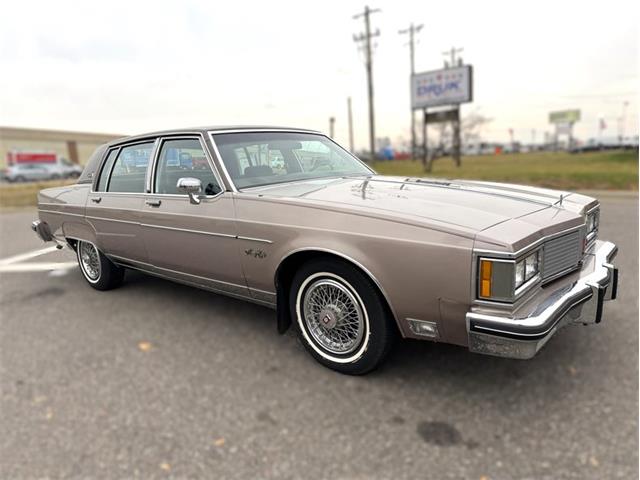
[399,23,423,160]
[353,5,381,161]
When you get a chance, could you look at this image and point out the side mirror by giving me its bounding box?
[176,177,202,205]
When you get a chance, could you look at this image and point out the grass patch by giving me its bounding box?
[0,180,75,208]
[372,150,638,191]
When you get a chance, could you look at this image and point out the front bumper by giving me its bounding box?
[466,240,618,359]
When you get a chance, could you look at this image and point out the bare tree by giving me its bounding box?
[460,111,492,149]
[426,110,492,172]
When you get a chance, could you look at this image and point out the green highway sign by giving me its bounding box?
[549,109,581,124]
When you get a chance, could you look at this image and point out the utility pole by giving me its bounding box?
[442,46,464,68]
[329,117,335,138]
[399,23,423,160]
[347,97,354,152]
[353,6,381,162]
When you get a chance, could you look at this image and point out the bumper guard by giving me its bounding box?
[466,240,619,359]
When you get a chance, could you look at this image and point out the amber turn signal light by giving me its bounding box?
[480,259,492,298]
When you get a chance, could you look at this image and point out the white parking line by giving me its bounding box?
[0,246,60,266]
[0,262,78,273]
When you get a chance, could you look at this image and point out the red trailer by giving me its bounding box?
[7,151,58,165]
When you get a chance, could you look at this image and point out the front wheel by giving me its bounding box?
[76,240,124,290]
[290,258,395,375]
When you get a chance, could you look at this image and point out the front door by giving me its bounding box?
[140,136,247,297]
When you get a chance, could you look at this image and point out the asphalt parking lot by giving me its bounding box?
[1,195,638,480]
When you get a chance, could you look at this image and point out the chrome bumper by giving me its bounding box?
[31,220,55,242]
[466,240,619,359]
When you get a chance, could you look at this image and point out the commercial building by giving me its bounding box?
[0,126,123,168]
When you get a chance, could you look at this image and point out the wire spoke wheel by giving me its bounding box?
[302,278,365,355]
[79,242,101,281]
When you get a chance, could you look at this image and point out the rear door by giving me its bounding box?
[86,140,155,263]
[140,135,247,296]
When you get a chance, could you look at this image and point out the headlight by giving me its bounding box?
[478,250,541,302]
[520,250,540,287]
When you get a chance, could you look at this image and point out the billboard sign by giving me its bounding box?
[549,110,581,124]
[411,65,473,109]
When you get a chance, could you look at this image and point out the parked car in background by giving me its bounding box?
[2,160,82,182]
[32,126,619,374]
[4,150,83,182]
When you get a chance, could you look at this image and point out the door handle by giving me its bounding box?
[145,199,162,207]
[91,197,102,203]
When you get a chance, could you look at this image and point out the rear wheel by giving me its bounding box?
[76,240,124,290]
[290,258,395,375]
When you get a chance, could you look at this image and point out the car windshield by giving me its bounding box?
[212,132,372,189]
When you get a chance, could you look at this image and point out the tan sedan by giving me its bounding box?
[32,127,619,374]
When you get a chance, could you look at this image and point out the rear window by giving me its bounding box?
[96,149,119,192]
[94,142,154,193]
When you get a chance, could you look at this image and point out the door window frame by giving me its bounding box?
[90,133,225,199]
[148,135,224,200]
[91,138,159,195]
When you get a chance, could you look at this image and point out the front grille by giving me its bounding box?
[541,230,582,280]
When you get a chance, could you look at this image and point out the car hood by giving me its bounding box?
[244,175,596,235]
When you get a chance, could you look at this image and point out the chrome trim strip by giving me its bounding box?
[108,253,255,294]
[248,288,277,304]
[207,130,375,193]
[145,138,161,193]
[91,139,156,194]
[140,223,236,239]
[585,203,600,215]
[86,215,138,225]
[207,132,238,193]
[111,260,275,309]
[237,235,273,244]
[208,128,321,135]
[148,134,225,200]
[38,209,84,217]
[39,202,79,208]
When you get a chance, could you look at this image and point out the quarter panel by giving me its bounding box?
[234,194,473,341]
[37,184,93,242]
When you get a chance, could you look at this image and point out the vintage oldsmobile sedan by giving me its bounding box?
[32,126,619,374]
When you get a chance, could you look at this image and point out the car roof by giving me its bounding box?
[105,125,323,147]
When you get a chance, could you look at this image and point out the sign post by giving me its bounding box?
[549,110,581,150]
[411,65,473,171]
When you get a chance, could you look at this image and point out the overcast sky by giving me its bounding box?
[0,0,637,149]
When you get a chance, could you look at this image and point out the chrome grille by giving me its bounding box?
[542,230,582,280]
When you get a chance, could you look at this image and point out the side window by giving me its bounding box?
[154,138,221,196]
[107,142,154,193]
[96,149,119,192]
